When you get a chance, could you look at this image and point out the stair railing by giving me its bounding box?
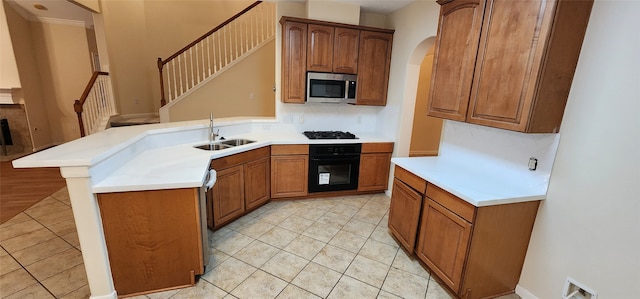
[157,1,275,106]
[74,71,116,137]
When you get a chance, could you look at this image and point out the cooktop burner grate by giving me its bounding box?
[303,131,358,140]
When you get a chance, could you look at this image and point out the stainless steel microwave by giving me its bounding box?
[307,72,357,104]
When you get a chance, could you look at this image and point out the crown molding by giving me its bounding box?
[36,17,87,28]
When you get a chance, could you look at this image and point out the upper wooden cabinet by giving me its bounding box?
[428,0,593,133]
[282,21,307,104]
[280,17,394,105]
[333,27,359,74]
[307,24,334,72]
[356,31,393,106]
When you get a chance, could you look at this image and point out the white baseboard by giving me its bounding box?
[516,284,539,299]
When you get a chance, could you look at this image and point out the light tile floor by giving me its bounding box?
[0,188,521,299]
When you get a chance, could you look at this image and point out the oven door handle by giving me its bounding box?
[310,156,360,162]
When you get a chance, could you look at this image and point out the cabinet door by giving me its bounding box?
[388,178,423,253]
[98,188,203,296]
[467,0,556,131]
[307,24,334,72]
[271,155,308,198]
[212,165,245,226]
[357,153,391,192]
[333,27,359,74]
[428,0,485,121]
[416,198,472,294]
[282,21,307,103]
[356,31,393,106]
[244,157,270,210]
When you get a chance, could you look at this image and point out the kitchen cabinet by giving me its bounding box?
[271,144,308,198]
[307,25,360,74]
[358,142,393,192]
[97,188,204,296]
[211,165,245,226]
[244,157,270,210]
[307,24,333,72]
[414,182,540,298]
[333,27,359,74]
[428,0,593,133]
[388,166,426,253]
[209,147,270,228]
[281,20,307,104]
[280,16,394,105]
[356,31,393,106]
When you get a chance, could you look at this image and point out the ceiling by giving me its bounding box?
[5,0,414,28]
[6,0,94,27]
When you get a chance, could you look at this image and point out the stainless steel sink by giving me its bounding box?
[194,139,255,151]
[193,143,233,151]
[220,139,256,146]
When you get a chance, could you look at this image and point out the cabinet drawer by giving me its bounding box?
[271,144,309,155]
[426,183,475,223]
[362,142,394,153]
[394,165,426,194]
[211,146,270,170]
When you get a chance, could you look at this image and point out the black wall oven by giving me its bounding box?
[308,143,361,193]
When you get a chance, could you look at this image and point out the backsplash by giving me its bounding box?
[278,102,381,133]
[440,121,561,177]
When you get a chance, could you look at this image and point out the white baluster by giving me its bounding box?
[207,37,212,76]
[224,27,228,65]
[171,60,177,102]
[189,49,194,88]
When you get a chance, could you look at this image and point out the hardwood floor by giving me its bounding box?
[0,161,66,224]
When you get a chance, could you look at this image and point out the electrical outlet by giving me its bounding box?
[563,277,597,299]
[528,157,538,171]
[298,115,304,124]
[134,98,139,104]
[249,93,255,101]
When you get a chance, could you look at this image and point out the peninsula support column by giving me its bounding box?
[60,167,117,299]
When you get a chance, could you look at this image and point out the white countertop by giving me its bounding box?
[13,118,393,193]
[392,157,548,207]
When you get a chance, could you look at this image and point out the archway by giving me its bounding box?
[394,36,443,157]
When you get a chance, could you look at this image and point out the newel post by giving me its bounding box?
[74,99,86,137]
[158,58,166,107]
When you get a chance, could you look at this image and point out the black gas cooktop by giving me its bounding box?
[303,131,358,140]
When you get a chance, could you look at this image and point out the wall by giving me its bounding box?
[31,21,93,143]
[3,2,53,150]
[306,1,360,25]
[409,45,442,156]
[517,1,640,298]
[383,1,440,155]
[0,2,20,89]
[99,0,254,115]
[167,40,276,121]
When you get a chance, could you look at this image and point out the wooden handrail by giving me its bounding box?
[74,71,108,137]
[160,1,262,66]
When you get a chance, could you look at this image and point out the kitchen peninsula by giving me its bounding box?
[12,117,394,299]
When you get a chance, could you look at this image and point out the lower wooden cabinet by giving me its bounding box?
[209,147,270,229]
[416,198,472,292]
[358,142,393,192]
[388,178,423,252]
[97,188,204,297]
[416,183,540,299]
[212,165,245,226]
[271,144,309,198]
[244,157,270,210]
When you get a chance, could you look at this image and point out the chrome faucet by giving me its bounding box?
[209,113,218,144]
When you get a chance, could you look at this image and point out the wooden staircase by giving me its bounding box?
[157,1,275,111]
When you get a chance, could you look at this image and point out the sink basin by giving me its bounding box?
[194,143,233,151]
[220,139,256,146]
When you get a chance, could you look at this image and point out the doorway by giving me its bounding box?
[409,45,443,156]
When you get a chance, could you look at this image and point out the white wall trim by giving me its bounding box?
[516,284,539,299]
[36,17,87,28]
